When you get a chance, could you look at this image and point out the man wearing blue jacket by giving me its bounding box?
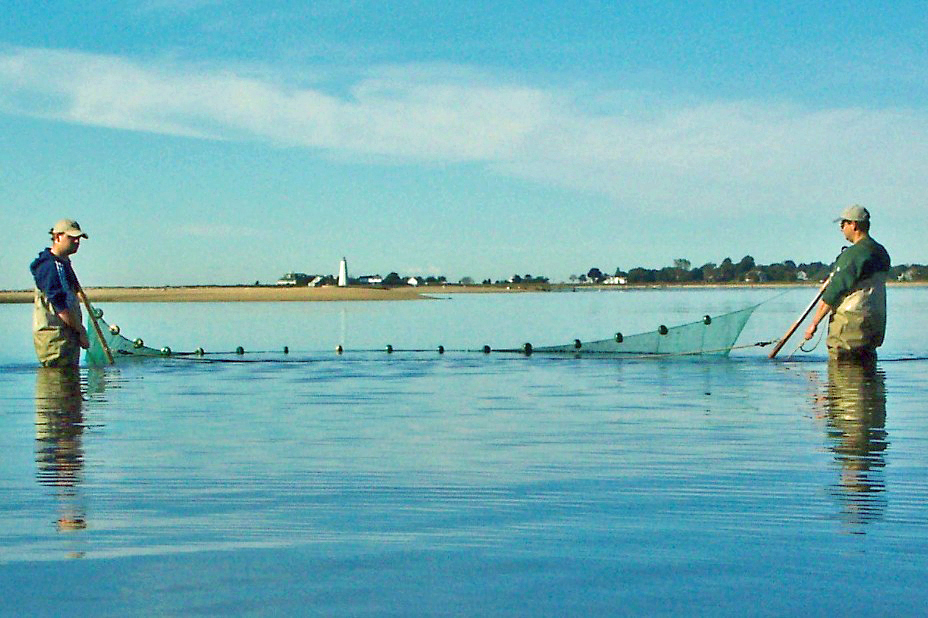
[30,219,91,367]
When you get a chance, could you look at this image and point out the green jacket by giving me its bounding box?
[822,237,890,308]
[823,236,890,353]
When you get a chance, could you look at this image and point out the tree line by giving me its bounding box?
[273,257,927,288]
[574,257,928,284]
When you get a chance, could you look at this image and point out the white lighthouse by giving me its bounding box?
[338,257,348,287]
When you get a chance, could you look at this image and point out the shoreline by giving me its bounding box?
[0,284,524,304]
[1,281,924,304]
[0,285,433,304]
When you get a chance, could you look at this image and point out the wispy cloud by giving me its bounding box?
[2,46,926,215]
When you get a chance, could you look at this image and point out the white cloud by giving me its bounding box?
[1,46,926,217]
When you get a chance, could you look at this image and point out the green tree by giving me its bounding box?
[383,272,404,286]
[718,258,735,282]
[627,267,656,284]
[697,262,717,282]
[736,255,755,278]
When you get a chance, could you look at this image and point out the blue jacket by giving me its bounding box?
[30,248,80,313]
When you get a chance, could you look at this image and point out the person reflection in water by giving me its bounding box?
[35,367,87,532]
[822,357,888,527]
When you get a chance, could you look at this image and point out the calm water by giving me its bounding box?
[2,288,928,616]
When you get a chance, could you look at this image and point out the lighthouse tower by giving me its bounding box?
[338,257,348,287]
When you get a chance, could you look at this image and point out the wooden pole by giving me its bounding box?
[74,279,115,365]
[768,276,831,359]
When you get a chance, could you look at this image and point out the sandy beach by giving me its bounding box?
[0,284,529,304]
[2,281,920,304]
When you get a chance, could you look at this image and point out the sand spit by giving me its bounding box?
[0,285,528,304]
[3,282,920,304]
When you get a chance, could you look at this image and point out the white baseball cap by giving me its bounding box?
[50,219,89,238]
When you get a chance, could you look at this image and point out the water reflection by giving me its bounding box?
[822,358,888,527]
[34,367,87,533]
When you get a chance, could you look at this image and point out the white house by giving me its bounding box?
[276,272,310,286]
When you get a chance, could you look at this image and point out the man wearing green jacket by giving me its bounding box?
[804,205,891,360]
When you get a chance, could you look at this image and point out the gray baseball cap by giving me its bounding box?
[834,204,870,223]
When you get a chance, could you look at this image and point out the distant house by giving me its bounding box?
[407,277,420,286]
[276,273,297,286]
[796,271,808,281]
[743,270,769,283]
[357,275,383,285]
[276,272,314,286]
[602,276,627,285]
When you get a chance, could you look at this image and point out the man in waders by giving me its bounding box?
[30,219,91,367]
[804,205,891,361]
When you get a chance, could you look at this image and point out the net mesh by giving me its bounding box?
[86,313,169,365]
[87,303,760,365]
[532,304,759,356]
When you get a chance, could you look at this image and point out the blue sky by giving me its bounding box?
[2,1,926,288]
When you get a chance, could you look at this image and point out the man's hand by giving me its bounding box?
[804,322,817,341]
[78,327,90,350]
[805,300,832,342]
